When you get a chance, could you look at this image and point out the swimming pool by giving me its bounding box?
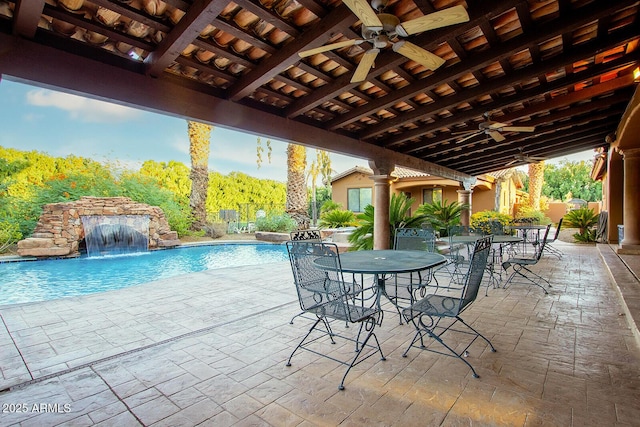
[0,243,289,306]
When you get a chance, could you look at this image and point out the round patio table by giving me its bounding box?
[327,250,447,319]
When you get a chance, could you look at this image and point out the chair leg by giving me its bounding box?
[339,322,386,390]
[402,321,483,378]
[502,264,550,294]
[290,311,306,324]
[544,244,564,259]
[287,318,323,367]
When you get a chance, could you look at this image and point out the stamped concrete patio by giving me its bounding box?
[1,240,640,426]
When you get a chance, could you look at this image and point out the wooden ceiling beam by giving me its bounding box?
[331,0,636,133]
[360,26,640,141]
[227,4,355,101]
[391,52,640,150]
[145,0,228,77]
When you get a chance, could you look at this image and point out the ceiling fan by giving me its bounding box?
[297,0,469,83]
[453,112,536,144]
[505,148,546,166]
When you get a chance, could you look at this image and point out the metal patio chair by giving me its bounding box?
[401,235,496,378]
[288,230,322,324]
[285,241,385,390]
[543,218,564,259]
[502,224,553,294]
[386,228,440,323]
[439,225,478,286]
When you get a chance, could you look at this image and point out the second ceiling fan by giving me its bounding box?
[454,113,536,144]
[298,0,469,83]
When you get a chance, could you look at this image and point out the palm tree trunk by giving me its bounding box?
[528,161,545,210]
[286,143,310,229]
[188,121,212,230]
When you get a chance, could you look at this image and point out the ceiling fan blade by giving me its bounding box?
[396,5,469,37]
[504,159,518,167]
[451,130,480,135]
[351,48,379,83]
[298,39,363,58]
[501,126,536,132]
[342,0,383,30]
[455,131,483,144]
[486,121,509,129]
[488,130,506,142]
[392,41,445,70]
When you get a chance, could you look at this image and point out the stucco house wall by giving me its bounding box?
[331,169,375,213]
[331,166,522,217]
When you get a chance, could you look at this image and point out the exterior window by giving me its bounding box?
[347,188,372,212]
[423,188,443,204]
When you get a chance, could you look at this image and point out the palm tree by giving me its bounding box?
[308,150,332,226]
[286,143,310,229]
[187,120,212,230]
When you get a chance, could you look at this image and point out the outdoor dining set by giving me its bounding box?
[284,220,563,390]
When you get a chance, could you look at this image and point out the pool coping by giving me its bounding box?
[0,239,285,264]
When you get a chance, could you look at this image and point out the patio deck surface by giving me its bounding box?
[1,241,640,426]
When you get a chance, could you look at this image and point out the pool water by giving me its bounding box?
[0,244,288,306]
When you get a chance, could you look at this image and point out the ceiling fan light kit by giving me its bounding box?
[298,1,469,82]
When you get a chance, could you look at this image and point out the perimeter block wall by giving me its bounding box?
[17,196,180,258]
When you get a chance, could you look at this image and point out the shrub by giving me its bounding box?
[515,206,550,224]
[416,199,469,236]
[320,200,341,213]
[564,207,599,243]
[470,210,512,234]
[348,193,428,250]
[0,220,21,253]
[318,209,356,228]
[255,213,297,233]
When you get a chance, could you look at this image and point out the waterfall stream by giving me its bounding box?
[81,215,150,257]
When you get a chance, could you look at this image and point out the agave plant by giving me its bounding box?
[348,193,428,250]
[564,207,599,243]
[318,209,356,228]
[416,199,469,237]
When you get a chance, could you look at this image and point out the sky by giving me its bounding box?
[0,79,596,182]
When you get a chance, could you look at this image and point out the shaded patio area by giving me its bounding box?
[1,241,640,426]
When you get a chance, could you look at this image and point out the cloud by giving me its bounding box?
[25,89,142,123]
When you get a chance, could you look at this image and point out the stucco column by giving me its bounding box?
[606,149,624,243]
[619,148,640,252]
[457,189,472,228]
[369,160,394,250]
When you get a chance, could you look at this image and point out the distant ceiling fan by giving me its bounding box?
[297,0,469,83]
[505,148,546,166]
[454,112,536,144]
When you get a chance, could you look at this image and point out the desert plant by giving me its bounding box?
[564,207,599,243]
[320,200,341,213]
[348,193,428,250]
[318,209,356,228]
[416,199,469,236]
[255,213,297,233]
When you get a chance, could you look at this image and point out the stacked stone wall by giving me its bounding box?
[17,197,180,258]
